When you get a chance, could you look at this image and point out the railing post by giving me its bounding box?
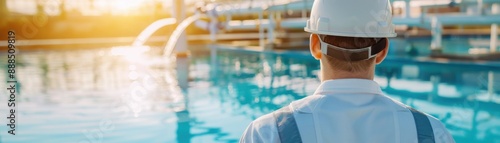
[431,17,442,52]
[258,11,265,48]
[208,4,219,43]
[491,3,499,52]
[267,11,275,48]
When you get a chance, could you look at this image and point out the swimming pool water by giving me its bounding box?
[0,46,499,143]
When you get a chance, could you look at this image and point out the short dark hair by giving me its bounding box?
[320,35,380,72]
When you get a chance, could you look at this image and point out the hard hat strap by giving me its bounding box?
[318,35,387,61]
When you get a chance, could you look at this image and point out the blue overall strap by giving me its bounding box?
[408,107,435,143]
[273,106,303,143]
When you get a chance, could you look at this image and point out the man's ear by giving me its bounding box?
[310,34,322,60]
[375,38,389,64]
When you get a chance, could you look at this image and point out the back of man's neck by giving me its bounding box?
[321,71,374,81]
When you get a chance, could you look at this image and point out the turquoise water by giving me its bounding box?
[0,44,499,143]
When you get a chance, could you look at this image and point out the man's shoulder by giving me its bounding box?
[251,112,276,129]
[240,111,280,143]
[387,97,448,129]
[424,113,455,142]
[426,114,451,134]
[380,96,455,142]
[253,111,276,125]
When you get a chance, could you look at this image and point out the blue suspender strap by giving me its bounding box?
[408,107,435,143]
[273,106,303,143]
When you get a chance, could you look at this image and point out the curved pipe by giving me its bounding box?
[163,15,205,56]
[133,18,177,46]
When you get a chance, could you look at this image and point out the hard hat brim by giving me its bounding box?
[304,28,397,38]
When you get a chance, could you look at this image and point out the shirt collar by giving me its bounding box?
[313,79,383,96]
[291,79,384,113]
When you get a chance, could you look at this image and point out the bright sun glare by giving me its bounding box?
[112,0,142,12]
[92,0,145,14]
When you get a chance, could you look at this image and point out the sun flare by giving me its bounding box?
[109,0,144,14]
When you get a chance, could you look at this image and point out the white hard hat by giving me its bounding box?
[304,0,397,38]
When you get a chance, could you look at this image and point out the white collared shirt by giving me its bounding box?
[240,79,455,143]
